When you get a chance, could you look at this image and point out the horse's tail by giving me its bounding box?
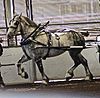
[80,31,89,37]
[69,30,89,37]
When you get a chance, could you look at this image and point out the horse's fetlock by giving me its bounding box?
[68,71,74,76]
[21,68,24,72]
[17,63,21,67]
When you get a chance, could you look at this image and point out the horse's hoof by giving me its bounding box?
[42,79,49,85]
[66,77,72,81]
[0,83,5,88]
[84,75,93,81]
[24,72,29,79]
[22,71,28,79]
[18,73,21,76]
[65,72,73,81]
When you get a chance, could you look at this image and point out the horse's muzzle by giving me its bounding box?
[7,33,12,39]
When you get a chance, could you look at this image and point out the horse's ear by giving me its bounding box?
[19,13,22,17]
[21,16,31,26]
[13,12,17,17]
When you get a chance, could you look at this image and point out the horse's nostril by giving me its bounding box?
[7,34,11,39]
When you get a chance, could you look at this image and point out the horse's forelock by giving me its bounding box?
[13,14,20,21]
[21,16,37,27]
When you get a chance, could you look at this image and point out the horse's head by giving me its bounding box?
[7,14,22,38]
[7,13,38,39]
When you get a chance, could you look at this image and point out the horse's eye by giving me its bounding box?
[14,21,19,25]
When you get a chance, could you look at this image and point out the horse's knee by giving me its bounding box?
[17,63,21,68]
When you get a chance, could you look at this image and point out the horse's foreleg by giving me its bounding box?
[78,54,93,81]
[36,59,49,84]
[16,55,29,79]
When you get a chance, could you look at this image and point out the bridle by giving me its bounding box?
[8,16,27,39]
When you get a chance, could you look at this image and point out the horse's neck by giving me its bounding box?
[21,23,36,38]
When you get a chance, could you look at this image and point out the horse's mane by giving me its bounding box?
[21,16,37,27]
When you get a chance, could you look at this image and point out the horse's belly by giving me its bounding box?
[48,48,66,57]
[33,47,66,59]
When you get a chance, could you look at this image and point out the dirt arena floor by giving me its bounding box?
[0,78,100,98]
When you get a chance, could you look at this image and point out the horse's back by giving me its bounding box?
[51,31,85,47]
[33,31,85,48]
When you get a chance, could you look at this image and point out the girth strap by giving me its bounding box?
[20,38,47,46]
[43,32,52,60]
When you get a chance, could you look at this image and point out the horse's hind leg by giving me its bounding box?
[78,54,93,81]
[16,55,29,79]
[36,59,49,85]
[66,50,93,81]
[65,50,81,80]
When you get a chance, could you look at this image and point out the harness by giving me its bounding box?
[20,23,31,59]
[21,31,52,60]
[42,30,61,59]
[20,26,66,60]
[42,32,52,60]
[70,30,85,46]
[20,21,51,60]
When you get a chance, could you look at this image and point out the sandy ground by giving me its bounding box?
[0,78,100,98]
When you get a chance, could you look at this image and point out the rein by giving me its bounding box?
[20,21,49,45]
[20,23,41,44]
[19,20,50,59]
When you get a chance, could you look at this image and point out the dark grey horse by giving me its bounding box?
[7,14,93,84]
